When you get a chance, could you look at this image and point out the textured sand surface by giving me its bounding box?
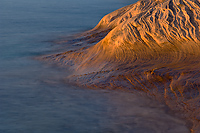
[41,0,200,131]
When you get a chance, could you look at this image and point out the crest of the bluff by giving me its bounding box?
[96,0,200,45]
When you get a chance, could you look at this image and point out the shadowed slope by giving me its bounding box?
[41,0,200,131]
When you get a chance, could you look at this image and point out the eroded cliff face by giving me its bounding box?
[42,0,200,131]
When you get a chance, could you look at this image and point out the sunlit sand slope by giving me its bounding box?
[42,0,200,131]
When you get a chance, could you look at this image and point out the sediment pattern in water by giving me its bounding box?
[41,0,200,132]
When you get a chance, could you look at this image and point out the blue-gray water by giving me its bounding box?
[0,0,190,132]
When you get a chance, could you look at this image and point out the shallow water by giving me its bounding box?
[0,0,190,132]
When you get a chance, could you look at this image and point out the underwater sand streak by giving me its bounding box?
[42,0,200,132]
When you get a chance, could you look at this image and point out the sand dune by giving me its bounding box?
[41,0,200,131]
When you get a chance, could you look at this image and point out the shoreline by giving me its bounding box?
[39,0,200,132]
[39,28,199,132]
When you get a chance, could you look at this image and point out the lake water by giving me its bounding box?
[0,0,190,132]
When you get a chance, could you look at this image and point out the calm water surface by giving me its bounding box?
[0,0,190,132]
